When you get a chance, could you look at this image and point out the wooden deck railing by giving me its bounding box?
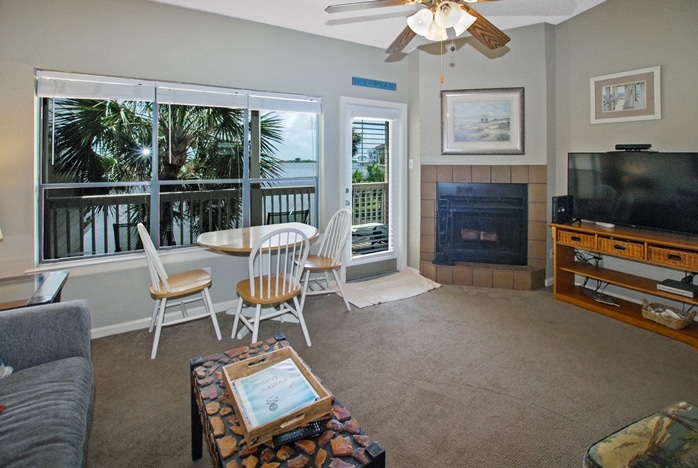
[351,182,389,255]
[352,182,388,225]
[41,181,388,261]
[42,185,315,260]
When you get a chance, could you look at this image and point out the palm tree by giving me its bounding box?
[51,98,284,244]
[352,128,361,158]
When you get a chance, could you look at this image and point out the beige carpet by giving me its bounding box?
[86,285,698,467]
[342,267,441,308]
[86,286,698,467]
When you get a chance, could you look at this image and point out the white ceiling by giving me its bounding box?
[150,0,606,53]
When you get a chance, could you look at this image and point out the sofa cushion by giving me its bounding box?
[0,300,91,372]
[0,356,94,467]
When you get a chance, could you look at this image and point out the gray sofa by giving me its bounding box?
[0,299,94,467]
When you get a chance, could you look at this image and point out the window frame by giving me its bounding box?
[36,71,322,263]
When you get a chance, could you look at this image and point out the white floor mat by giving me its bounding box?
[342,267,441,308]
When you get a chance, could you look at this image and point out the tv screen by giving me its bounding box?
[568,151,698,236]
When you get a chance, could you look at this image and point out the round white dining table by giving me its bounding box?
[197,222,319,254]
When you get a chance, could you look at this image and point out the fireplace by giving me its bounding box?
[420,164,547,291]
[434,182,528,266]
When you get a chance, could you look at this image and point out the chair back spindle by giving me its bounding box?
[138,223,171,293]
[248,229,309,299]
[299,209,352,311]
[317,209,352,266]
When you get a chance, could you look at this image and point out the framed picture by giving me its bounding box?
[441,87,524,155]
[590,66,661,124]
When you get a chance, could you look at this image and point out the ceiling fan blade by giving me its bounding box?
[385,25,417,54]
[464,6,510,49]
[326,0,407,14]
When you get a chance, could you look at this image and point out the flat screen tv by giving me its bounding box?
[568,151,698,236]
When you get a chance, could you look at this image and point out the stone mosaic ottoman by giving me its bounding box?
[583,401,698,467]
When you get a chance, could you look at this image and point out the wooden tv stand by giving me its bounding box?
[550,221,698,348]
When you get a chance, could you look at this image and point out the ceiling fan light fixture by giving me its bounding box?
[425,22,448,41]
[453,9,477,36]
[407,8,433,36]
[434,1,462,28]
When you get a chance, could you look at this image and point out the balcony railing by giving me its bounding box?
[41,181,388,261]
[351,182,389,255]
[42,184,315,261]
[352,182,388,225]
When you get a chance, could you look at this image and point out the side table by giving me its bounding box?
[0,270,69,312]
[191,335,386,467]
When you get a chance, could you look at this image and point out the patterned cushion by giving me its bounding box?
[583,402,698,467]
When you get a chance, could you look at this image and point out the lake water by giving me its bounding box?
[280,161,369,178]
[279,162,316,178]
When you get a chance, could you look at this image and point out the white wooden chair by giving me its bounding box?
[232,227,311,345]
[137,223,221,359]
[300,208,352,311]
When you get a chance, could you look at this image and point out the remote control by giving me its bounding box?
[272,418,330,447]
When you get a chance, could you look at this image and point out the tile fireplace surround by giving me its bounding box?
[420,165,547,290]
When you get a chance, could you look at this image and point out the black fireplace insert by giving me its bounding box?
[434,182,528,266]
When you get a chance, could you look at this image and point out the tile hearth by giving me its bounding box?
[420,165,547,291]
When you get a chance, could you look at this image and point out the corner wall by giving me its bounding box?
[406,23,556,274]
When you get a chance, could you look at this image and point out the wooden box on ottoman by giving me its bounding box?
[222,345,333,448]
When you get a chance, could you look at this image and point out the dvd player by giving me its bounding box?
[656,279,698,298]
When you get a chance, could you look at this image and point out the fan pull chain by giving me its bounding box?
[440,41,444,83]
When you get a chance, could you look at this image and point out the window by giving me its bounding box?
[351,119,389,256]
[37,71,321,262]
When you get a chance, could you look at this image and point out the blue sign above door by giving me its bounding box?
[352,77,397,91]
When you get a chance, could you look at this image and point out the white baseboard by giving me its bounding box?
[90,299,239,339]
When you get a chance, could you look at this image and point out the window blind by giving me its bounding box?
[36,70,322,114]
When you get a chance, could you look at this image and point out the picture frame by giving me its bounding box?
[590,66,661,124]
[441,87,524,155]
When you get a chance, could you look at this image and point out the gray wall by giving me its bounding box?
[553,0,698,299]
[555,0,698,175]
[406,0,698,279]
[405,22,556,267]
[1,0,697,331]
[0,0,408,331]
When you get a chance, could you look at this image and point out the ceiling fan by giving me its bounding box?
[325,0,510,54]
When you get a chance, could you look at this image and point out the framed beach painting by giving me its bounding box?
[590,66,661,124]
[441,87,524,155]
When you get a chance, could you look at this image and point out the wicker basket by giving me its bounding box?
[641,299,696,330]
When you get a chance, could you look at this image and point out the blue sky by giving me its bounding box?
[273,112,317,161]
